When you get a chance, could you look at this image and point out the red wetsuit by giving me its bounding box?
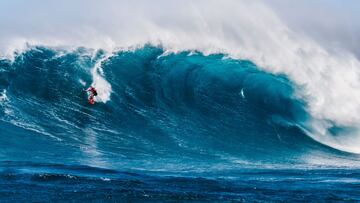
[86,87,97,104]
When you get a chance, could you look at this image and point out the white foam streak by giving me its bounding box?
[90,54,112,103]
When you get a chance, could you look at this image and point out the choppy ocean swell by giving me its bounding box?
[1,45,360,201]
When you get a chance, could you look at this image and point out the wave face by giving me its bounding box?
[1,45,358,167]
[1,46,360,201]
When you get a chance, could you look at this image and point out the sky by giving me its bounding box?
[266,0,360,58]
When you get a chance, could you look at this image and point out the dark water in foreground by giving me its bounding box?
[1,162,360,202]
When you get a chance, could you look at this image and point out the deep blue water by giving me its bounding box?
[0,46,359,202]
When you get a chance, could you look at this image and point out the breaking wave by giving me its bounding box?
[1,45,359,173]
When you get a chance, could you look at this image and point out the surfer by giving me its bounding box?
[85,86,97,104]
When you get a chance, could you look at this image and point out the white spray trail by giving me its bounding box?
[90,53,112,103]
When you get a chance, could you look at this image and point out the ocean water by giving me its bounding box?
[0,45,359,201]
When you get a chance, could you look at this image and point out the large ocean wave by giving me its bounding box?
[2,0,360,155]
[1,45,359,172]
